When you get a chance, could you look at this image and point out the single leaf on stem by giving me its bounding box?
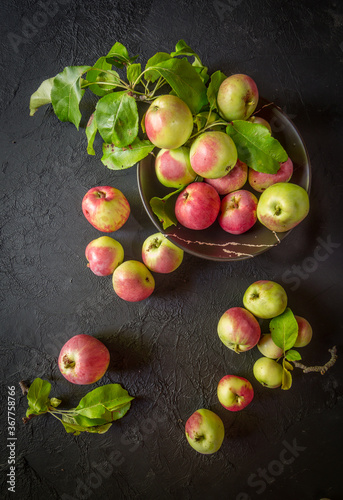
[226,120,288,173]
[281,358,293,390]
[144,52,172,83]
[26,378,51,416]
[85,113,98,155]
[285,349,302,362]
[86,57,119,96]
[74,384,135,420]
[106,42,138,68]
[101,138,154,170]
[29,77,55,116]
[95,91,139,147]
[170,39,209,84]
[127,63,142,86]
[207,70,227,111]
[270,307,299,352]
[51,65,91,129]
[150,187,183,230]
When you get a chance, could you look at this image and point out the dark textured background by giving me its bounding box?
[1,0,343,499]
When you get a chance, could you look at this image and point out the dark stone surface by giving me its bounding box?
[1,0,343,499]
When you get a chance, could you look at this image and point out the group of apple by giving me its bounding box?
[145,74,309,234]
[185,279,313,455]
[82,186,185,302]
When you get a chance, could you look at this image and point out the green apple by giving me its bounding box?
[257,334,283,359]
[243,280,287,319]
[217,74,259,121]
[185,408,225,454]
[257,182,310,232]
[253,357,283,388]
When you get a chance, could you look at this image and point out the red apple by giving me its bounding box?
[248,157,293,193]
[155,147,196,188]
[217,307,261,353]
[142,232,184,273]
[85,236,124,276]
[205,159,248,195]
[218,189,258,235]
[112,260,155,302]
[174,182,221,230]
[294,315,313,347]
[217,375,254,411]
[217,74,259,121]
[145,94,193,150]
[82,186,130,232]
[189,131,238,179]
[58,334,110,385]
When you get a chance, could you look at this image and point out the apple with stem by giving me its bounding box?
[257,334,283,359]
[217,74,259,121]
[189,131,238,179]
[58,334,110,385]
[249,157,293,193]
[205,159,248,195]
[217,375,254,411]
[243,280,288,319]
[253,357,283,388]
[85,236,124,276]
[155,147,196,189]
[174,182,221,230]
[112,260,155,302]
[185,408,225,454]
[257,182,310,232]
[145,95,193,150]
[82,186,130,233]
[218,189,258,235]
[142,232,184,273]
[294,316,313,347]
[217,307,261,353]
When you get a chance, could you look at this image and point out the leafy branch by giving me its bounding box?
[292,346,337,374]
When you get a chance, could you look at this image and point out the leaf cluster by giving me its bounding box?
[25,378,134,435]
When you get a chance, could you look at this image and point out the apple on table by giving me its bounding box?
[253,357,283,388]
[243,280,288,319]
[217,306,261,353]
[185,408,225,454]
[217,375,254,411]
[82,186,130,232]
[257,334,283,359]
[112,260,155,302]
[85,236,124,276]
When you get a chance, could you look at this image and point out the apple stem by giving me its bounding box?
[292,346,337,375]
[63,354,75,369]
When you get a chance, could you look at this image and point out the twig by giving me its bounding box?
[19,380,29,395]
[292,346,338,375]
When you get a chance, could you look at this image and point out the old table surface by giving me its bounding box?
[1,0,343,499]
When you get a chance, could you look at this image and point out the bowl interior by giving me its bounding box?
[137,98,311,261]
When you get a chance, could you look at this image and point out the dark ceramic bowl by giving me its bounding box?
[137,98,311,261]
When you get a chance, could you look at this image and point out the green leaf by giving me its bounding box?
[86,57,119,96]
[127,63,142,86]
[170,40,209,85]
[95,91,139,147]
[285,349,302,362]
[109,401,132,421]
[226,120,288,173]
[73,414,110,428]
[144,52,172,83]
[29,77,55,116]
[51,65,91,129]
[61,415,112,435]
[26,378,51,416]
[270,308,299,352]
[281,360,293,390]
[106,42,138,68]
[49,398,62,408]
[146,58,208,114]
[74,384,134,420]
[101,138,154,170]
[207,70,227,111]
[85,113,97,155]
[150,187,184,230]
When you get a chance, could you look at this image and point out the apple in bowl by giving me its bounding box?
[217,74,259,121]
[218,189,258,235]
[142,232,184,274]
[205,159,248,195]
[249,157,293,193]
[155,147,196,189]
[174,182,221,230]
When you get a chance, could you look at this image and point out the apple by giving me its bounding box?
[112,260,155,302]
[145,94,193,150]
[248,116,272,133]
[205,159,248,195]
[217,307,261,353]
[248,157,293,193]
[217,375,254,412]
[185,408,225,454]
[85,236,124,276]
[294,315,313,347]
[82,186,130,233]
[142,232,184,273]
[217,74,259,121]
[243,280,287,319]
[155,147,196,188]
[58,334,110,385]
[253,357,283,388]
[257,182,310,232]
[257,334,283,359]
[189,131,238,179]
[174,182,221,230]
[218,189,258,235]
